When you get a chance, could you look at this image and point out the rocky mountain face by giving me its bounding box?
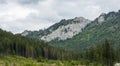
[21,17,91,41]
[49,10,120,50]
[21,30,30,36]
[95,10,120,23]
[41,17,91,42]
[21,10,120,51]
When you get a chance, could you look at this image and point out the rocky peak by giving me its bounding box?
[73,17,86,22]
[104,10,120,19]
[95,10,120,24]
[97,13,106,23]
[21,30,30,36]
[41,17,91,42]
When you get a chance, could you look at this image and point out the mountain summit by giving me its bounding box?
[21,10,120,51]
[49,10,120,50]
[21,17,91,42]
[41,17,91,41]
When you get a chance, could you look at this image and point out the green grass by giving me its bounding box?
[0,55,102,66]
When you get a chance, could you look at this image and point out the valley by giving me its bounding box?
[0,9,120,66]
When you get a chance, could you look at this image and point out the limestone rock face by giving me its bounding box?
[41,17,91,42]
[21,30,29,36]
[97,13,106,23]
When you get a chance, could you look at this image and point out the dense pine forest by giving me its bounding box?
[0,29,80,60]
[0,28,120,66]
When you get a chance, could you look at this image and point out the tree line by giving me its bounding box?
[0,29,81,60]
[81,40,120,66]
[0,29,120,66]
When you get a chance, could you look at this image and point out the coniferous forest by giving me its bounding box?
[0,28,120,66]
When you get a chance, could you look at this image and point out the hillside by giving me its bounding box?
[0,29,47,58]
[0,29,85,60]
[0,28,109,66]
[22,10,120,51]
[0,29,72,60]
[21,17,91,42]
[50,10,120,50]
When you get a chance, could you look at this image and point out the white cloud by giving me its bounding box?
[0,3,38,22]
[0,0,120,33]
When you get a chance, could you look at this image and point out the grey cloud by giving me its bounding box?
[0,0,7,4]
[1,0,45,5]
[17,0,45,5]
[89,0,120,13]
[53,0,101,19]
[55,0,79,3]
[0,0,120,33]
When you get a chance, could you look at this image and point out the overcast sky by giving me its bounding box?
[0,0,120,33]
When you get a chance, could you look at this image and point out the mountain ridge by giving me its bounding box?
[49,10,120,50]
[21,17,91,41]
[21,10,120,51]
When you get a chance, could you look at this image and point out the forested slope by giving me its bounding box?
[0,29,82,60]
[50,11,120,51]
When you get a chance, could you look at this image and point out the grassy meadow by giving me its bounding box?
[0,55,103,66]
